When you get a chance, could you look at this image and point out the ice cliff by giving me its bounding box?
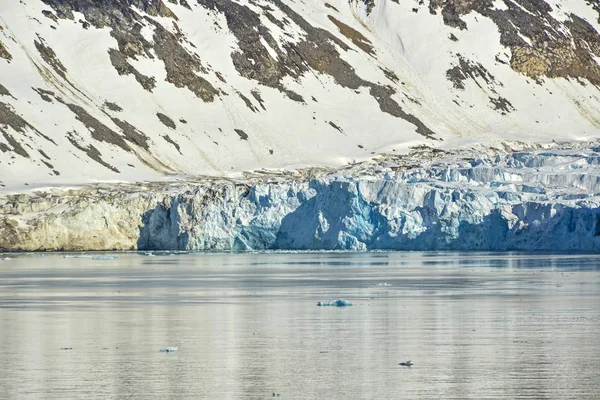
[2,145,600,252]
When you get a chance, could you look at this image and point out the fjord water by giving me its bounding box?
[0,252,599,399]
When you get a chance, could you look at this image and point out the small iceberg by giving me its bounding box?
[0,257,11,261]
[64,255,92,259]
[399,360,413,367]
[317,299,353,307]
[374,282,392,287]
[160,346,178,353]
[92,256,119,261]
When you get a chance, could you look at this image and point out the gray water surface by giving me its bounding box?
[0,252,599,399]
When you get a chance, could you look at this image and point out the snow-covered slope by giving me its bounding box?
[1,0,600,190]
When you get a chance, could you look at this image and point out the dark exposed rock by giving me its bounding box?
[108,49,156,91]
[110,118,150,150]
[446,54,500,90]
[235,129,248,140]
[42,0,217,100]
[147,20,219,101]
[263,11,287,29]
[32,87,55,102]
[362,0,375,15]
[179,0,191,10]
[403,92,422,105]
[490,96,515,114]
[38,0,438,139]
[61,101,132,152]
[110,24,154,60]
[38,149,50,159]
[327,15,374,55]
[369,85,436,139]
[42,0,177,27]
[103,101,123,112]
[207,0,435,137]
[587,0,600,23]
[430,0,600,85]
[237,91,258,112]
[250,89,267,110]
[324,3,339,12]
[380,67,399,83]
[42,10,58,22]
[0,84,11,97]
[328,121,343,134]
[1,129,29,158]
[215,71,226,83]
[162,134,181,154]
[281,89,304,103]
[156,112,176,129]
[0,39,11,62]
[67,131,120,173]
[34,36,67,79]
[40,159,55,170]
[0,101,56,145]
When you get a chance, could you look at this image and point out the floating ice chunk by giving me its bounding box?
[0,257,11,261]
[92,256,119,260]
[160,346,178,352]
[316,299,353,307]
[374,282,392,287]
[64,255,92,259]
[399,360,413,367]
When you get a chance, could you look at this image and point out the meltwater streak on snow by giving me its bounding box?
[0,252,599,399]
[2,147,600,251]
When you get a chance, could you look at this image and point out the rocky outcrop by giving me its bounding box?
[430,0,600,84]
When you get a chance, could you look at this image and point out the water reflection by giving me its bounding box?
[0,252,599,399]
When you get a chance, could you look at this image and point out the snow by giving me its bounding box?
[0,0,599,191]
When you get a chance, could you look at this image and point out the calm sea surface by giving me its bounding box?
[0,252,599,399]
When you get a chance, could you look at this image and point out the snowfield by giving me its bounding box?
[1,0,600,190]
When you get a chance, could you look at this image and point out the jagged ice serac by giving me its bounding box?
[2,147,600,252]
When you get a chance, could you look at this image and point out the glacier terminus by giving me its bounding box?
[2,144,600,252]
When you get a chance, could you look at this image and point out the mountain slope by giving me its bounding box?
[1,0,600,190]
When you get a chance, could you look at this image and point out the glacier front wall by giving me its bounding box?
[2,151,600,252]
[137,178,600,252]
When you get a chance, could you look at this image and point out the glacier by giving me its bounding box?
[2,145,600,252]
